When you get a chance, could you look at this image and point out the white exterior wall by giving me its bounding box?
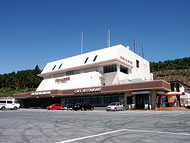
[118,72,132,84]
[117,45,151,82]
[37,71,102,91]
[103,72,118,85]
[37,44,152,91]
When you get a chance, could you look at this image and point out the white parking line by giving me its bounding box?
[56,129,126,143]
[124,128,190,136]
[56,128,190,143]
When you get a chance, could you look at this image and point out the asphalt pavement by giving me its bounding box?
[0,109,190,143]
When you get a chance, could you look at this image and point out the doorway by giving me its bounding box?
[136,94,149,109]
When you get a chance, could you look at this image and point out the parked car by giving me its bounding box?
[73,103,94,111]
[63,104,74,110]
[106,102,124,111]
[0,98,20,110]
[47,103,63,110]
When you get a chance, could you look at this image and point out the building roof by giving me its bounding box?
[38,44,148,77]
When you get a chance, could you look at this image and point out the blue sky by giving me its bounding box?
[0,0,190,74]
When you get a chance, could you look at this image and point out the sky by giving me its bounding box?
[0,0,190,74]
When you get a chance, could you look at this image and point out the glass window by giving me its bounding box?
[120,65,128,74]
[127,97,133,104]
[71,98,76,105]
[91,96,98,106]
[65,98,69,104]
[52,65,56,70]
[15,100,19,104]
[110,102,116,105]
[97,96,102,107]
[136,60,139,68]
[84,57,89,64]
[85,97,91,104]
[93,55,98,62]
[104,96,111,106]
[65,98,75,105]
[7,101,12,104]
[81,97,85,104]
[0,101,6,103]
[58,64,62,69]
[75,97,81,103]
[103,64,117,73]
[111,95,118,102]
[66,70,74,76]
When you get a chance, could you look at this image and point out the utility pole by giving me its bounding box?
[134,37,136,53]
[107,29,110,47]
[81,32,83,54]
[142,43,144,58]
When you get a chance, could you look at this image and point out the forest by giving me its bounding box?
[0,65,42,97]
[150,57,190,72]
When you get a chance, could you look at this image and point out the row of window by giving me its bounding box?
[63,95,134,107]
[64,94,124,107]
[120,65,129,74]
[0,101,19,104]
[103,64,129,74]
[52,57,139,72]
[52,63,63,71]
[50,64,129,79]
[52,55,98,71]
[84,55,98,64]
[103,64,117,73]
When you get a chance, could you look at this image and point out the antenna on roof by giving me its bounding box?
[142,43,144,58]
[107,29,110,47]
[133,36,136,53]
[81,32,83,54]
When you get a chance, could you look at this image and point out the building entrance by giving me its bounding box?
[136,94,149,109]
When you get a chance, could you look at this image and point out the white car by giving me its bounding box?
[0,98,20,110]
[106,102,124,111]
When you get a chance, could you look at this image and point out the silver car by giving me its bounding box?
[106,102,124,111]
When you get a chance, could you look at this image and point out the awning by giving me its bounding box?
[131,91,150,95]
[157,91,183,96]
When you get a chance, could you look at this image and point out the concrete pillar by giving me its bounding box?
[124,92,132,110]
[117,64,120,73]
[150,91,157,109]
[176,95,181,107]
[123,93,127,109]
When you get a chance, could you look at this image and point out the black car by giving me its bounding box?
[73,103,94,111]
[64,104,74,110]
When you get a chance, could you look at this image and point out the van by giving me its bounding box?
[106,102,124,111]
[0,97,20,110]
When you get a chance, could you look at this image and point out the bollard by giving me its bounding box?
[149,105,152,110]
[129,105,131,110]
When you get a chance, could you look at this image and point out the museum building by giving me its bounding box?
[14,44,171,109]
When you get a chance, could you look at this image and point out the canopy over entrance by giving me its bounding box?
[156,91,183,108]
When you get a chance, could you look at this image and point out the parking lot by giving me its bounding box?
[0,109,190,143]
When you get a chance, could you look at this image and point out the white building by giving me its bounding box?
[37,44,153,91]
[14,44,171,109]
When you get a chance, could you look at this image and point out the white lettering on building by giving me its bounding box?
[74,88,102,94]
[31,91,51,96]
[120,56,133,65]
[55,77,70,84]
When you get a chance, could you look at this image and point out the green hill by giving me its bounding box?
[151,57,190,85]
[150,57,190,72]
[0,65,42,97]
[153,69,190,85]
